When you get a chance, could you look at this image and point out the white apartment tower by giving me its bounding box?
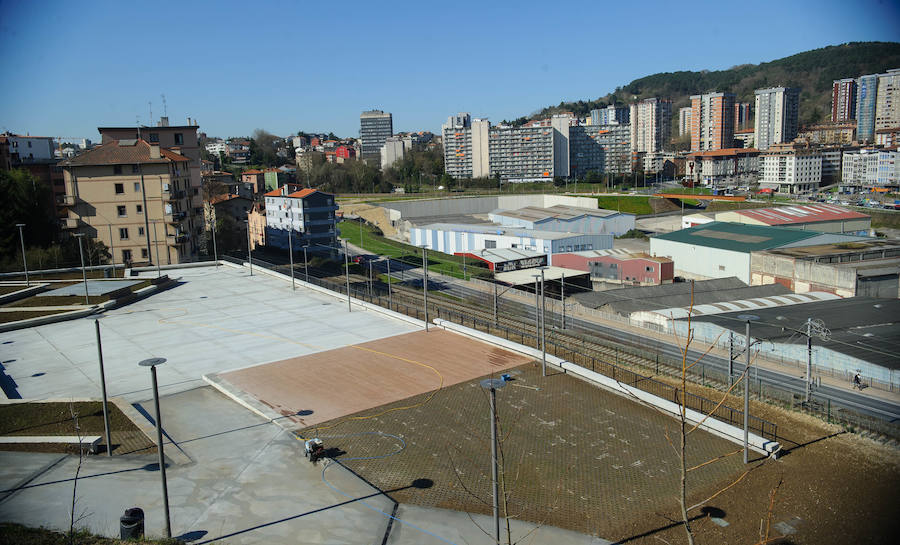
[875,69,900,132]
[678,107,692,137]
[754,87,800,150]
[629,98,672,154]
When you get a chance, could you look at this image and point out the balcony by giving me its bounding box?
[58,194,77,206]
[166,211,187,223]
[173,234,189,244]
[165,190,186,201]
[61,217,80,229]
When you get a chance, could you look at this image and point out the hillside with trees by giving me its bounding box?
[533,42,900,125]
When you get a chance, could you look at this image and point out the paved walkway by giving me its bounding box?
[0,386,607,544]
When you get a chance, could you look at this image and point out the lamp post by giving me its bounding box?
[303,245,309,284]
[287,228,295,291]
[539,268,547,376]
[150,220,162,278]
[94,320,112,457]
[245,219,253,276]
[386,258,392,310]
[210,206,219,268]
[480,377,507,543]
[16,223,29,286]
[73,233,89,304]
[138,357,171,538]
[344,240,351,312]
[737,314,758,464]
[560,271,566,329]
[421,246,429,332]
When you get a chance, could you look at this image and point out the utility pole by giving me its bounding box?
[540,268,546,376]
[287,228,295,291]
[560,272,565,329]
[493,282,498,325]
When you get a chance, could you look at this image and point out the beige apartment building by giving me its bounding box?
[60,139,197,266]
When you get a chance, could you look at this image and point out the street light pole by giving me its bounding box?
[73,233,89,304]
[540,268,546,377]
[15,223,28,286]
[287,228,295,291]
[94,320,112,457]
[344,240,351,312]
[245,219,253,276]
[386,258,392,309]
[210,207,219,268]
[480,378,506,544]
[421,246,429,332]
[303,245,309,284]
[139,357,171,538]
[150,221,161,278]
[560,272,565,329]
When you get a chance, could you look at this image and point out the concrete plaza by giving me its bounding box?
[0,264,419,402]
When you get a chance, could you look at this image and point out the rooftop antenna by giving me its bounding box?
[161,94,167,118]
[149,101,153,124]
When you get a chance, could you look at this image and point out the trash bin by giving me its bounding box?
[120,507,144,539]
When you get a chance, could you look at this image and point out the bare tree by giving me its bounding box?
[67,404,90,544]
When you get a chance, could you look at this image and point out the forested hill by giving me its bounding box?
[530,42,900,126]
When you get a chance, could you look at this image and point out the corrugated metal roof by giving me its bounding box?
[729,204,870,225]
[415,223,595,241]
[495,266,589,285]
[491,205,626,222]
[640,291,841,320]
[459,248,545,264]
[652,222,822,252]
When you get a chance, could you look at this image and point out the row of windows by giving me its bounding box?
[117,226,146,240]
[114,182,142,194]
[117,204,143,216]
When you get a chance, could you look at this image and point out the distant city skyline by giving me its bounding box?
[0,0,898,141]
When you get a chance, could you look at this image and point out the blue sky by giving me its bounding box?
[0,0,897,141]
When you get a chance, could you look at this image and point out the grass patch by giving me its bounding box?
[0,285,25,296]
[0,310,71,324]
[593,196,653,215]
[0,523,177,544]
[0,401,154,455]
[339,219,492,280]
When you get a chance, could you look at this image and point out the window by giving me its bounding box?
[136,204,143,214]
[113,165,122,175]
[114,183,124,194]
[138,227,145,236]
[134,182,141,191]
[149,133,159,143]
[132,165,139,173]
[718,265,726,271]
[119,228,129,240]
[485,240,497,249]
[117,205,127,217]
[174,133,184,145]
[645,266,654,272]
[27,141,32,148]
[122,249,132,262]
[141,248,148,258]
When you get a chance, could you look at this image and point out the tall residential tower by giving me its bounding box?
[754,87,800,150]
[630,98,672,154]
[690,92,735,151]
[831,78,857,123]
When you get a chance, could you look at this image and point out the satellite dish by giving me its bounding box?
[480,378,506,390]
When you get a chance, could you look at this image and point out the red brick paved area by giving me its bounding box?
[220,329,532,428]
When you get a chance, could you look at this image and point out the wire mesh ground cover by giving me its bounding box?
[301,363,746,537]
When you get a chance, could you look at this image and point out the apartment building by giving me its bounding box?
[856,74,878,142]
[690,92,735,151]
[629,98,672,154]
[569,124,631,178]
[60,139,197,265]
[589,105,629,126]
[263,187,339,250]
[841,148,899,188]
[442,113,630,181]
[381,136,405,170]
[759,142,822,194]
[678,107,692,137]
[360,110,393,162]
[733,128,755,148]
[734,102,751,130]
[798,123,857,146]
[875,68,900,132]
[831,78,857,123]
[754,87,800,150]
[685,148,760,187]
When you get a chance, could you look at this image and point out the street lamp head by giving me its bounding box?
[15,223,25,228]
[737,314,759,322]
[73,233,85,238]
[139,357,167,367]
[480,378,506,390]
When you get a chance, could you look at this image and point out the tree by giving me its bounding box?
[0,169,57,261]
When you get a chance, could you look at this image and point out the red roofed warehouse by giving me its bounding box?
[715,204,871,235]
